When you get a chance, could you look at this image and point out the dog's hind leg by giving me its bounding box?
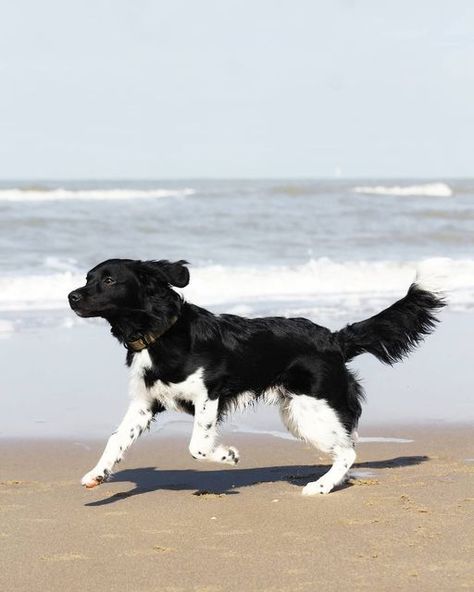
[188,396,239,465]
[81,399,159,488]
[280,394,356,495]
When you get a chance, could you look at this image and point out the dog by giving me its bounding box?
[68,258,445,495]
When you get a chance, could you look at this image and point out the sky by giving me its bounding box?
[0,0,473,179]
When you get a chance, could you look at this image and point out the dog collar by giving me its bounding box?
[126,316,178,352]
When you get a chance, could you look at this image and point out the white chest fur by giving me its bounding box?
[128,350,207,411]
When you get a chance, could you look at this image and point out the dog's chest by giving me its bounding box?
[129,350,206,411]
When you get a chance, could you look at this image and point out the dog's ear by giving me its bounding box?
[138,260,190,288]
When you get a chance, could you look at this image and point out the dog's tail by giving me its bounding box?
[335,282,446,365]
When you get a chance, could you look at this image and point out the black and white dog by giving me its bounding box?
[68,259,444,495]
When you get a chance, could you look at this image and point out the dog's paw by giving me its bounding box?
[190,450,208,460]
[189,442,212,461]
[81,468,110,489]
[302,478,334,496]
[213,445,240,465]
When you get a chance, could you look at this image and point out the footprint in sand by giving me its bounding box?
[350,478,380,486]
[1,480,29,486]
[152,545,176,553]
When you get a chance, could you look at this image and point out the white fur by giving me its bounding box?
[263,387,284,406]
[81,398,154,487]
[133,351,206,411]
[414,265,444,295]
[279,395,356,495]
[81,353,239,486]
[188,394,239,464]
[225,390,255,414]
[279,395,348,451]
[82,353,355,493]
[81,352,157,485]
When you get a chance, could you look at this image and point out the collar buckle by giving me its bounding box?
[125,315,178,352]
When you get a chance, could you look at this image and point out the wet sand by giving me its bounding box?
[1,311,473,440]
[1,426,473,591]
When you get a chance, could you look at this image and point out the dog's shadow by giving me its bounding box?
[85,455,428,507]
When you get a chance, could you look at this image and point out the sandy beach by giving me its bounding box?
[1,313,473,590]
[1,427,473,592]
[2,2,474,589]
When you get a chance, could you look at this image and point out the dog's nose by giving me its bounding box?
[68,290,82,304]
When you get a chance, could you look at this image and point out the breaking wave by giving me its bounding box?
[0,187,196,202]
[353,182,453,197]
[0,257,472,319]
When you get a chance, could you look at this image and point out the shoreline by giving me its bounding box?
[1,419,473,441]
[1,427,473,591]
[1,310,473,441]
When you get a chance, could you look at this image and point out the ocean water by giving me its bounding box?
[0,178,473,335]
[1,178,474,437]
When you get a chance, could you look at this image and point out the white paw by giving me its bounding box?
[302,478,334,496]
[189,444,212,461]
[81,468,110,489]
[212,445,240,465]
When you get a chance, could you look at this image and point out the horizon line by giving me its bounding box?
[0,176,470,183]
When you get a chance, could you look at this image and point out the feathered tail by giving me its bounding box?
[335,283,446,365]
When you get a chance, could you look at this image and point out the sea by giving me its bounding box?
[1,178,473,437]
[0,178,473,336]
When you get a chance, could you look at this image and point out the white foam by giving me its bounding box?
[0,319,15,337]
[231,426,413,444]
[73,442,92,451]
[42,256,80,272]
[350,470,376,478]
[353,182,453,197]
[0,256,473,315]
[231,425,297,440]
[183,257,474,313]
[0,187,195,202]
[0,271,81,311]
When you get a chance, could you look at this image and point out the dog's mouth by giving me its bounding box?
[72,309,88,318]
[69,305,98,318]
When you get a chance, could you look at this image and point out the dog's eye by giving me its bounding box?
[103,277,116,286]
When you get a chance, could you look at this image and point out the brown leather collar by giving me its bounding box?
[126,316,178,352]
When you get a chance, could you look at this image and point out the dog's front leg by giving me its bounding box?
[81,400,155,488]
[188,396,239,465]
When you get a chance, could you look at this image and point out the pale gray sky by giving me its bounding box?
[0,0,473,179]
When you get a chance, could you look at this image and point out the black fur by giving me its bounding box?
[68,259,445,434]
[336,283,446,365]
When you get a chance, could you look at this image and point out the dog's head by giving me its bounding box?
[68,259,189,321]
